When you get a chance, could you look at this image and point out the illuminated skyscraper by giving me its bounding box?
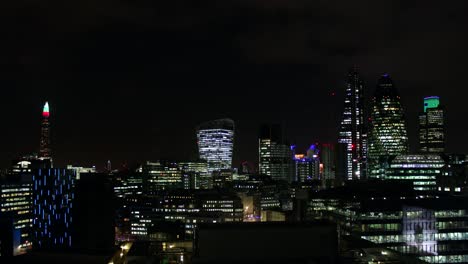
[39,102,52,162]
[419,96,445,153]
[338,68,367,180]
[0,172,33,256]
[196,119,235,173]
[368,74,409,178]
[258,124,293,182]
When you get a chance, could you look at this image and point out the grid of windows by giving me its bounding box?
[386,155,445,191]
[419,97,445,153]
[0,181,33,255]
[368,74,409,178]
[259,139,292,182]
[196,119,234,174]
[338,69,367,180]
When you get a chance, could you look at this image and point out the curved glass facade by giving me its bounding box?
[196,119,235,174]
[368,74,409,178]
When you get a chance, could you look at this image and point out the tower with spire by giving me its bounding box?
[39,102,52,162]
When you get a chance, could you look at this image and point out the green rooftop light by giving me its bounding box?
[424,96,439,112]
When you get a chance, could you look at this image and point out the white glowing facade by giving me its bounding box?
[196,119,235,174]
[386,154,444,191]
[338,69,367,180]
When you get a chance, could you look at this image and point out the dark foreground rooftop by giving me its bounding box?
[6,252,109,264]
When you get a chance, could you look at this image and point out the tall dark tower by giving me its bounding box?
[39,102,51,159]
[419,96,445,153]
[368,74,409,178]
[338,68,367,180]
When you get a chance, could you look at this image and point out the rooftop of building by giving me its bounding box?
[373,74,401,100]
[313,181,468,211]
[390,154,445,164]
[312,180,416,200]
[197,220,335,230]
[11,251,111,264]
[196,118,235,131]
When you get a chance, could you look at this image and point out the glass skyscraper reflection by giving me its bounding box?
[196,119,235,174]
[338,68,367,180]
[368,74,409,178]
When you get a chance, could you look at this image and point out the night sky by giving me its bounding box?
[1,0,468,169]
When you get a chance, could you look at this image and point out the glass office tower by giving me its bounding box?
[196,119,235,174]
[368,74,409,178]
[338,68,367,180]
[419,96,445,153]
[258,124,293,182]
[0,173,33,255]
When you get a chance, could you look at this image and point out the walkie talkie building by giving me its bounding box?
[196,119,235,174]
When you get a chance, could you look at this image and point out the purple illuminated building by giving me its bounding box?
[293,145,320,182]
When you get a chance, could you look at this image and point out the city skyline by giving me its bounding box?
[0,84,457,170]
[2,1,468,262]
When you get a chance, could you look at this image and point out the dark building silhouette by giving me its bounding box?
[0,217,15,257]
[335,143,348,186]
[320,143,336,182]
[72,173,116,253]
[194,221,338,264]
